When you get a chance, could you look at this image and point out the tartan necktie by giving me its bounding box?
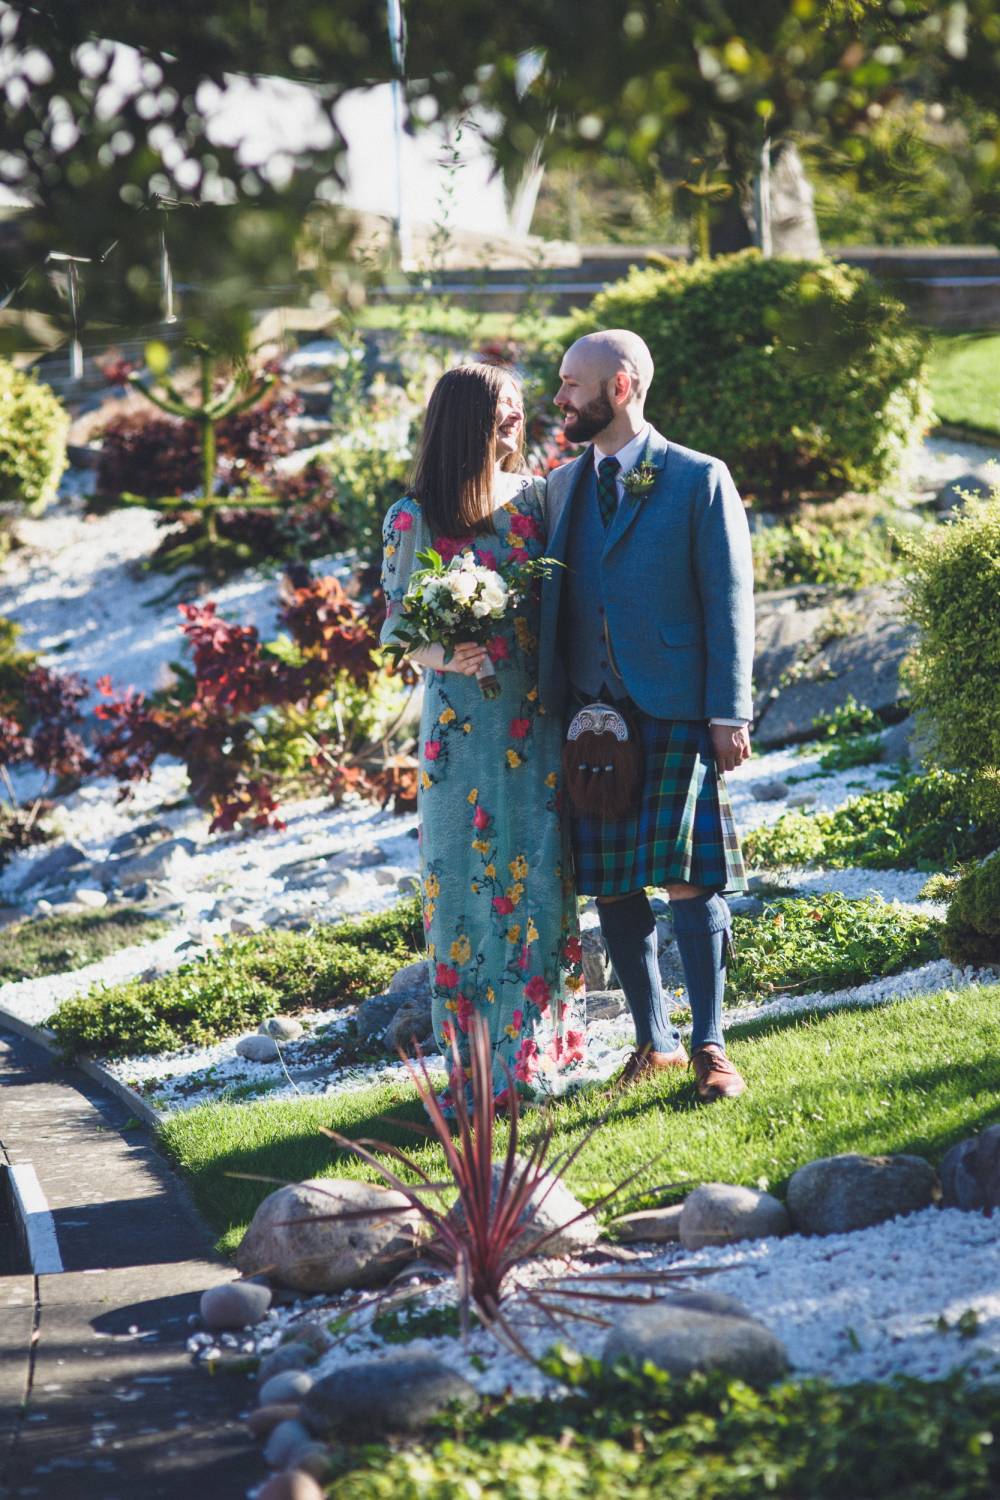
[596,455,621,529]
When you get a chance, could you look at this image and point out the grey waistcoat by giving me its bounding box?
[564,462,627,701]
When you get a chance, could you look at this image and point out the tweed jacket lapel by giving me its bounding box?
[546,446,593,562]
[602,427,669,556]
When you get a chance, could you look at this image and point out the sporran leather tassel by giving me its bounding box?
[562,701,641,820]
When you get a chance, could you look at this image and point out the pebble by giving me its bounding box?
[246,1404,304,1439]
[679,1184,790,1249]
[263,1418,314,1469]
[750,779,790,802]
[260,1016,304,1043]
[256,1471,325,1500]
[72,888,109,909]
[200,1280,273,1330]
[259,1369,314,1406]
[787,790,817,808]
[258,1344,312,1385]
[235,1034,280,1063]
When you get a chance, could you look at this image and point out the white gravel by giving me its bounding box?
[214,1205,1000,1399]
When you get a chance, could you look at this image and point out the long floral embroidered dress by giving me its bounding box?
[381,474,586,1105]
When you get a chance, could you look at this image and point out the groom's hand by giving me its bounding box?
[710,722,751,773]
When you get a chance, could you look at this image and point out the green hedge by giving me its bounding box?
[48,898,423,1058]
[900,487,1000,773]
[570,252,932,498]
[942,852,1000,967]
[0,359,68,513]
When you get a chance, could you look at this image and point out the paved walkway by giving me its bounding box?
[0,1029,260,1499]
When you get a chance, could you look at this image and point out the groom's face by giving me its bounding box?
[555,356,616,444]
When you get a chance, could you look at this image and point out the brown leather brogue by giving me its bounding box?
[691,1044,746,1101]
[610,1041,689,1092]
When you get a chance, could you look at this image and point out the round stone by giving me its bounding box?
[602,1299,788,1385]
[263,1418,313,1470]
[259,1369,314,1406]
[72,888,108,909]
[199,1280,272,1330]
[236,1033,280,1062]
[679,1183,790,1249]
[260,1016,304,1042]
[302,1354,477,1439]
[258,1344,312,1385]
[787,1153,938,1236]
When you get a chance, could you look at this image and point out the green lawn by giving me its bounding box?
[356,304,575,344]
[928,332,1000,437]
[0,907,169,985]
[160,981,1000,1257]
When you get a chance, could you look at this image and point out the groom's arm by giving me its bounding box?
[693,460,755,726]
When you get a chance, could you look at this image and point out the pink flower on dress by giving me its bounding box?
[456,994,474,1033]
[563,1029,586,1065]
[509,512,541,541]
[436,962,459,989]
[564,936,582,966]
[487,636,509,663]
[424,740,442,761]
[473,804,491,831]
[475,547,497,569]
[525,975,551,1009]
[509,718,531,740]
[518,944,531,971]
[492,896,515,916]
[434,535,467,563]
[440,1020,455,1044]
[508,546,530,565]
[514,1037,539,1084]
[393,511,414,531]
[511,1008,524,1031]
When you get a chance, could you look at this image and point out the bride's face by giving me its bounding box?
[494,379,524,459]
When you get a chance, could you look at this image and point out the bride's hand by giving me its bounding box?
[410,641,488,675]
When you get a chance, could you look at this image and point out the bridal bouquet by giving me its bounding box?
[385,548,556,698]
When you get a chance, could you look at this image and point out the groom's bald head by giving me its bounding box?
[556,328,654,445]
[564,330,654,401]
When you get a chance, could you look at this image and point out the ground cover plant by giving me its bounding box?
[899,484,1000,773]
[744,768,997,872]
[751,507,902,590]
[160,982,1000,1255]
[47,897,422,1058]
[324,1359,1000,1500]
[569,252,932,499]
[727,894,940,1004]
[928,332,1000,437]
[0,907,170,985]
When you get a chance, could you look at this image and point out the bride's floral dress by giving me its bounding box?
[380,475,586,1106]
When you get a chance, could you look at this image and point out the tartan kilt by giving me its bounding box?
[570,708,747,897]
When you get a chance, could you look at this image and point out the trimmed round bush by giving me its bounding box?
[0,359,69,513]
[569,251,932,498]
[942,851,1000,966]
[900,485,1000,773]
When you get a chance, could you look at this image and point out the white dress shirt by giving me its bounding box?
[593,427,747,730]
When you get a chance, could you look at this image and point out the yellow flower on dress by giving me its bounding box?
[385,543,397,557]
[486,985,496,1003]
[444,998,457,1013]
[527,686,538,702]
[427,942,436,960]
[472,838,491,855]
[565,973,585,993]
[506,749,522,769]
[509,855,528,880]
[467,788,478,803]
[450,936,472,965]
[484,863,496,878]
[506,924,521,945]
[462,723,472,734]
[526,917,539,943]
[420,770,432,790]
[439,707,457,725]
[425,901,436,922]
[471,881,479,894]
[424,874,440,899]
[545,771,558,788]
[505,1023,519,1039]
[506,881,524,906]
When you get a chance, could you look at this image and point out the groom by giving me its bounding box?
[539,329,754,1102]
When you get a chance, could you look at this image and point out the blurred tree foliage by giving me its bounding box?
[1,1,998,348]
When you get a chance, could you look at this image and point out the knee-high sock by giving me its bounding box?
[670,890,730,1053]
[597,891,681,1054]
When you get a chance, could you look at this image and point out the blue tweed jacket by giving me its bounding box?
[538,427,754,722]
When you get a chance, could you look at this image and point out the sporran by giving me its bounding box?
[562,700,642,819]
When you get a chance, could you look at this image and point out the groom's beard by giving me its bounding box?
[562,390,616,444]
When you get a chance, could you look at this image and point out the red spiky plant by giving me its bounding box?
[313,1013,710,1355]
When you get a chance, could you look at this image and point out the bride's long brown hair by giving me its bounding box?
[410,363,526,536]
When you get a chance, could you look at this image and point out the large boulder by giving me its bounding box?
[940,1125,1000,1213]
[679,1184,790,1250]
[602,1293,788,1385]
[354,992,401,1043]
[302,1354,477,1439]
[236,1179,423,1292]
[581,926,613,992]
[935,466,997,515]
[384,995,434,1056]
[754,585,914,749]
[786,1153,937,1236]
[112,836,196,889]
[447,1158,599,1256]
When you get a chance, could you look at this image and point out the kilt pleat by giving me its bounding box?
[571,711,747,896]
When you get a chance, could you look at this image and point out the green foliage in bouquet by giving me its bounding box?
[570,253,932,499]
